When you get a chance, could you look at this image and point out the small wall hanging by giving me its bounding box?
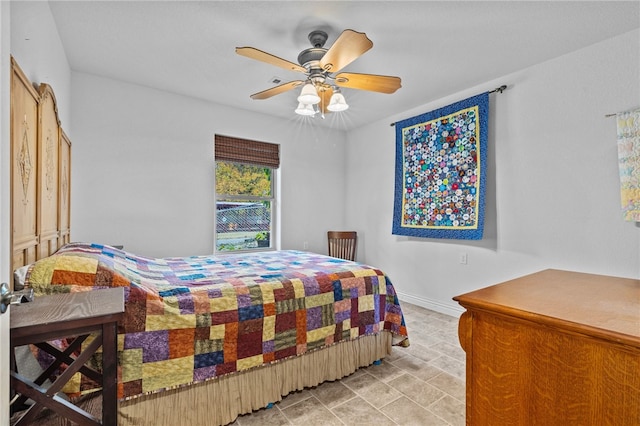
[615,108,640,221]
[392,90,495,240]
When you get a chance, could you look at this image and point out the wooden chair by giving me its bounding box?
[327,231,357,261]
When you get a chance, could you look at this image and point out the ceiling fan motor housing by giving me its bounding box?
[297,49,327,84]
[298,31,331,84]
[297,48,326,67]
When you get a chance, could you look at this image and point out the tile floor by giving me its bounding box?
[231,302,466,426]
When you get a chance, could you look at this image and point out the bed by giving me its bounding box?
[20,243,408,424]
[9,58,409,426]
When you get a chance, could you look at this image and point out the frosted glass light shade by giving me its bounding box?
[297,83,320,104]
[295,102,315,116]
[327,92,349,112]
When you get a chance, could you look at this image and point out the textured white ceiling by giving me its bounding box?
[44,1,640,130]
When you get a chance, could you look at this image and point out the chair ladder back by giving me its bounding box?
[327,231,357,261]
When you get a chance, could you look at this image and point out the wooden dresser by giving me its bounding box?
[453,269,640,425]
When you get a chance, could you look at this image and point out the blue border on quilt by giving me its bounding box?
[392,92,489,240]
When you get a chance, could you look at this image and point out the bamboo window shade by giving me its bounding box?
[215,134,280,168]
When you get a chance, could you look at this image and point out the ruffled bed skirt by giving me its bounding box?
[118,332,392,426]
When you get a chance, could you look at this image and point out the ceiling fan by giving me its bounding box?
[236,29,402,115]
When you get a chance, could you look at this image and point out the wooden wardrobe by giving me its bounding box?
[10,57,71,275]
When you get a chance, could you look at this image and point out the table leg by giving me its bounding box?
[102,321,118,426]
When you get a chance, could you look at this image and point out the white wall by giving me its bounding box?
[10,1,71,128]
[346,29,640,315]
[70,72,348,257]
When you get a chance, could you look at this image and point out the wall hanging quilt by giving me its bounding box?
[393,92,488,239]
[616,108,640,222]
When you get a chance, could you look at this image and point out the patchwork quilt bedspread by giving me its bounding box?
[24,243,409,400]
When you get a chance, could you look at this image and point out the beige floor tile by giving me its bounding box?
[237,405,290,426]
[406,319,440,333]
[388,374,446,408]
[407,329,446,346]
[404,341,443,363]
[428,395,466,426]
[277,388,315,409]
[429,341,466,362]
[385,346,410,363]
[420,316,451,330]
[366,359,405,382]
[310,380,356,408]
[427,372,466,402]
[347,377,403,409]
[405,315,425,325]
[426,311,460,326]
[430,329,459,343]
[380,396,449,425]
[332,396,398,425]
[280,397,342,425]
[428,354,465,380]
[342,370,382,391]
[390,355,444,382]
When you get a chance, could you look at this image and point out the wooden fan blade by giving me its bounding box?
[335,72,402,94]
[236,47,307,73]
[317,86,334,113]
[319,29,373,73]
[250,80,304,100]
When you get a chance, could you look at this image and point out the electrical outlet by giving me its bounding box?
[459,253,468,265]
[303,242,309,250]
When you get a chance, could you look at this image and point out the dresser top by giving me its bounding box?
[454,269,640,347]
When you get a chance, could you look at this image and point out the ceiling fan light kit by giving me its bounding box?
[236,28,401,119]
[297,82,321,104]
[327,91,349,112]
[295,102,316,116]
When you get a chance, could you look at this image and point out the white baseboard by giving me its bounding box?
[396,291,465,318]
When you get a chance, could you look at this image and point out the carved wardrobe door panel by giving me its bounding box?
[10,58,39,271]
[58,130,71,247]
[36,83,60,259]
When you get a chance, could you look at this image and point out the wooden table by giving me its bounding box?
[454,269,640,425]
[10,288,124,425]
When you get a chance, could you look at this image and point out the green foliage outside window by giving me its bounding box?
[215,162,271,197]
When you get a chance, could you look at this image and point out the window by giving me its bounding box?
[214,135,279,252]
